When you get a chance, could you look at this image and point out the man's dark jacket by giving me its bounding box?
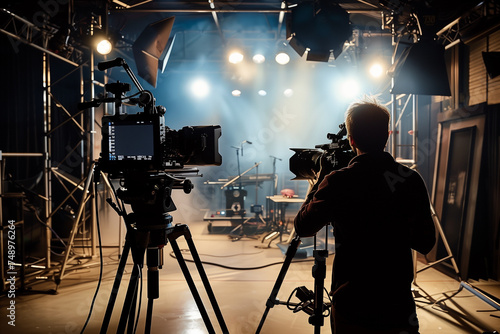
[294,152,436,329]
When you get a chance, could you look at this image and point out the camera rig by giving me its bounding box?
[78,58,228,333]
[289,123,355,180]
[257,124,353,333]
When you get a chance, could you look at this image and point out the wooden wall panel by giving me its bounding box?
[488,30,500,104]
[468,37,487,106]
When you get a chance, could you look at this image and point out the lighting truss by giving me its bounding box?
[0,8,83,66]
[436,0,500,47]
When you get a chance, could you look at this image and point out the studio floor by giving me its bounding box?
[1,220,500,334]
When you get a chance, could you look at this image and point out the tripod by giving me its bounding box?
[100,173,228,334]
[256,232,331,334]
[228,204,267,241]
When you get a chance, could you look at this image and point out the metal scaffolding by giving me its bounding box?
[0,7,98,288]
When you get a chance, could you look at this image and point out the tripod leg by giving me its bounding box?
[100,235,132,334]
[228,223,243,241]
[145,299,154,334]
[169,236,217,333]
[127,291,137,334]
[145,247,161,334]
[310,249,328,334]
[255,236,301,334]
[117,264,141,333]
[184,230,229,333]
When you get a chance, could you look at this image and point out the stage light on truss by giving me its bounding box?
[190,78,210,99]
[338,78,360,100]
[133,16,176,87]
[286,0,351,62]
[369,63,384,78]
[96,38,112,55]
[229,51,244,64]
[252,54,266,64]
[275,52,290,65]
[283,88,294,97]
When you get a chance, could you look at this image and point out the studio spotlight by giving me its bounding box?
[369,63,384,78]
[339,78,360,99]
[133,16,176,87]
[96,38,112,55]
[389,38,451,96]
[253,54,266,64]
[191,78,210,99]
[229,51,244,64]
[287,0,351,62]
[275,52,290,65]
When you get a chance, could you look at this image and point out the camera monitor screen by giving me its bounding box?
[108,120,155,161]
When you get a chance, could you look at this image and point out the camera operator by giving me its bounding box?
[294,97,436,334]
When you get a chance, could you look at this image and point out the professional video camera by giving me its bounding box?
[100,106,222,176]
[79,58,221,178]
[289,123,354,180]
[78,57,229,333]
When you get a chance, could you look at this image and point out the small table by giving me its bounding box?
[264,195,304,245]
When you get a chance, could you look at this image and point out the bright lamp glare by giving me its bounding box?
[338,78,360,100]
[283,88,294,97]
[232,89,242,97]
[191,79,210,98]
[369,63,384,78]
[96,39,112,55]
[275,52,290,65]
[253,54,265,64]
[258,90,267,96]
[229,52,244,64]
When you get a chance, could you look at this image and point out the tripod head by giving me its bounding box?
[113,172,193,251]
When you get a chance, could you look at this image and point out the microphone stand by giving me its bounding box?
[230,145,242,190]
[269,155,282,196]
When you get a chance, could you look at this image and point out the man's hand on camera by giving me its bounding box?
[316,154,331,183]
[304,156,330,204]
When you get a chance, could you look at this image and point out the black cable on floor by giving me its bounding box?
[80,178,104,334]
[169,249,318,271]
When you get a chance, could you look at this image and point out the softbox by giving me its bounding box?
[286,1,351,62]
[389,40,451,96]
[132,16,175,87]
[482,52,500,79]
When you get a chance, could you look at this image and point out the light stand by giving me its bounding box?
[230,140,252,190]
[269,155,282,196]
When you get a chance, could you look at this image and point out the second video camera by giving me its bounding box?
[289,123,354,180]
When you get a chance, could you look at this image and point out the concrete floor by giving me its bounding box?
[1,220,500,334]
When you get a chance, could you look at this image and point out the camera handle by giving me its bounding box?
[98,58,159,115]
[98,57,144,93]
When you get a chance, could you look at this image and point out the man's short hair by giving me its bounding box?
[345,97,390,153]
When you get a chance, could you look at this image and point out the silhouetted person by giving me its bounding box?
[294,98,436,334]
